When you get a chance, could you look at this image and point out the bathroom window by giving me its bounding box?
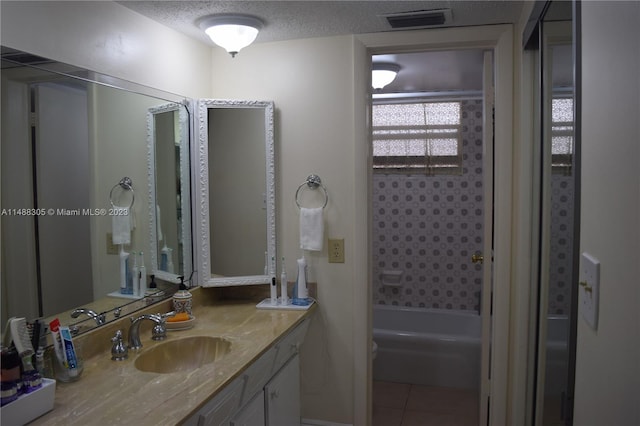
[372,101,462,174]
[551,97,573,173]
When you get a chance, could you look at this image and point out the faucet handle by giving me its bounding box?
[111,330,128,361]
[97,312,107,325]
[151,314,167,341]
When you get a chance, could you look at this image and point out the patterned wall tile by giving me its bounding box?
[372,100,484,312]
[549,174,574,315]
[371,99,573,315]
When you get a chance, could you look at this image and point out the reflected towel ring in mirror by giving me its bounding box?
[295,174,329,209]
[110,177,135,209]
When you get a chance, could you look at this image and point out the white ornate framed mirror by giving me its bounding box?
[194,99,275,287]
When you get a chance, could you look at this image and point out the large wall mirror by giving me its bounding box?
[1,47,192,335]
[524,1,580,425]
[194,100,275,287]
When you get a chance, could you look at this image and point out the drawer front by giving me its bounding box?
[241,348,276,406]
[272,319,310,374]
[230,390,265,426]
[196,378,243,426]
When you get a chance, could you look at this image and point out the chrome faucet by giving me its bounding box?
[71,308,106,325]
[128,314,166,350]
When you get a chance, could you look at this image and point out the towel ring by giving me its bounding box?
[109,177,135,209]
[295,174,328,209]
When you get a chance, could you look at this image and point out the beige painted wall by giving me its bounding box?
[208,24,518,424]
[574,2,640,425]
[208,37,361,422]
[0,1,211,98]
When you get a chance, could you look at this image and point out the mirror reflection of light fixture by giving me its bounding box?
[198,15,263,57]
[372,62,401,90]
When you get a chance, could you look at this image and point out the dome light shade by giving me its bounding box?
[198,15,263,57]
[372,62,401,89]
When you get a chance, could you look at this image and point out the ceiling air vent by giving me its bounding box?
[383,9,453,29]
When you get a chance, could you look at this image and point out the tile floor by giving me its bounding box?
[372,381,479,426]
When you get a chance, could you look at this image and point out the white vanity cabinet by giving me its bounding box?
[230,391,265,426]
[265,355,300,426]
[183,318,310,426]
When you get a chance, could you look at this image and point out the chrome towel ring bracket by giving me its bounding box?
[295,174,328,209]
[109,177,135,209]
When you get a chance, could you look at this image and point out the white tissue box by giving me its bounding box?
[0,378,56,425]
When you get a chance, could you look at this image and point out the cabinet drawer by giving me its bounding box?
[195,378,243,426]
[241,348,276,406]
[230,390,265,426]
[272,319,310,374]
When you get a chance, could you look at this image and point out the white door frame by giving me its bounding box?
[355,24,514,425]
[480,49,495,425]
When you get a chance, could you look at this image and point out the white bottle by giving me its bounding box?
[132,251,139,296]
[293,256,309,305]
[138,252,147,296]
[166,247,174,273]
[280,257,288,306]
[119,246,129,294]
[264,251,268,275]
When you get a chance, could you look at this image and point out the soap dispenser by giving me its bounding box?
[172,276,192,315]
[144,274,163,303]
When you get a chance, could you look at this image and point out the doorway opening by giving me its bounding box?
[369,48,494,426]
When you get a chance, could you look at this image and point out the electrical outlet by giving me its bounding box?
[106,233,118,255]
[328,238,345,263]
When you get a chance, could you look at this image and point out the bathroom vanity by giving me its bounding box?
[28,289,315,425]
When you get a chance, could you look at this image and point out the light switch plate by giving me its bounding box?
[580,252,600,330]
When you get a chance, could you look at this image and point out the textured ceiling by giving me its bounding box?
[119,1,525,94]
[119,1,523,46]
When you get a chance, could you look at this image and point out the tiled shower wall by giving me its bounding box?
[549,174,574,315]
[371,99,573,315]
[372,100,484,312]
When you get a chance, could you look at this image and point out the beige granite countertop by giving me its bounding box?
[30,289,315,425]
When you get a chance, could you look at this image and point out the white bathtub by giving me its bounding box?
[372,305,481,389]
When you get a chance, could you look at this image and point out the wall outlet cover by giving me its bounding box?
[328,238,345,263]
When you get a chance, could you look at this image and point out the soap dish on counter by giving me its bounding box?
[0,378,56,425]
[165,315,196,331]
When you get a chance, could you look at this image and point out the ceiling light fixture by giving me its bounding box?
[198,15,263,57]
[372,62,401,90]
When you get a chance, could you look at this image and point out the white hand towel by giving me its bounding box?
[112,207,131,245]
[299,207,324,251]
